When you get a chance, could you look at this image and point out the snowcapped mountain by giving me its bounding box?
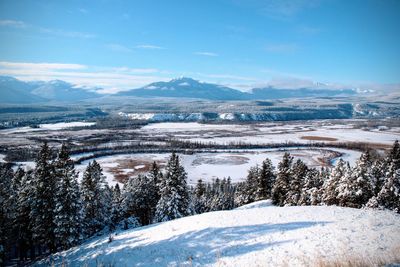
[34,200,400,267]
[0,76,100,103]
[118,77,248,100]
[30,80,99,101]
[118,77,357,100]
[0,76,45,103]
[0,75,359,104]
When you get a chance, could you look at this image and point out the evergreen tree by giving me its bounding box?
[299,168,322,206]
[255,159,275,201]
[148,161,163,213]
[386,140,400,171]
[123,174,158,225]
[81,160,110,237]
[30,142,57,253]
[15,171,35,261]
[336,156,373,208]
[9,167,24,260]
[242,166,260,204]
[193,179,207,214]
[0,163,14,265]
[154,153,190,222]
[272,153,293,206]
[323,159,346,205]
[53,144,82,250]
[349,152,374,207]
[370,164,400,213]
[234,182,248,207]
[370,159,386,195]
[110,184,124,231]
[285,159,307,205]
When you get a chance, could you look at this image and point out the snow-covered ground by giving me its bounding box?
[36,201,400,267]
[0,121,95,134]
[39,121,96,130]
[74,148,361,185]
[141,122,400,145]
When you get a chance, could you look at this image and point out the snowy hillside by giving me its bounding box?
[36,201,400,267]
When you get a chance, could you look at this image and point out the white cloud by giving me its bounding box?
[105,43,132,53]
[0,19,27,28]
[194,51,219,57]
[39,27,96,39]
[0,61,87,70]
[110,67,159,74]
[135,44,164,50]
[0,19,95,39]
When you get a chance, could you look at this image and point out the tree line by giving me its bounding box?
[0,141,399,266]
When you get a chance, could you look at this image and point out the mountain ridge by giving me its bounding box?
[0,76,100,103]
[0,75,358,103]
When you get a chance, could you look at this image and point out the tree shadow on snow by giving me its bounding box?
[64,220,331,266]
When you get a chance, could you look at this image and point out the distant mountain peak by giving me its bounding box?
[0,75,18,82]
[0,75,100,103]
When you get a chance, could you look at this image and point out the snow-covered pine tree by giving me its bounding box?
[15,170,35,260]
[216,178,236,210]
[386,140,400,170]
[336,152,374,209]
[299,168,322,206]
[53,144,82,250]
[285,159,307,206]
[154,152,191,222]
[272,153,293,206]
[123,174,158,225]
[234,182,248,207]
[110,184,124,231]
[322,159,347,205]
[193,179,207,214]
[242,165,259,204]
[0,163,14,265]
[8,167,25,259]
[370,159,386,195]
[81,160,111,237]
[12,167,25,194]
[148,161,163,213]
[369,164,400,213]
[255,159,275,201]
[349,151,374,207]
[30,142,58,253]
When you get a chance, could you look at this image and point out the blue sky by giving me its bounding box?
[0,0,399,93]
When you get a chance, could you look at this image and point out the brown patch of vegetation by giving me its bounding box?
[301,136,338,142]
[107,159,167,183]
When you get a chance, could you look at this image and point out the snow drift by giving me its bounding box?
[36,201,400,266]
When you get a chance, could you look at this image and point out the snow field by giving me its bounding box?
[37,201,400,267]
[141,122,400,145]
[0,121,96,134]
[73,148,361,185]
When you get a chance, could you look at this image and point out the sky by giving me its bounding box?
[0,0,399,93]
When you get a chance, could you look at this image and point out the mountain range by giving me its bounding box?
[0,76,357,104]
[0,76,99,103]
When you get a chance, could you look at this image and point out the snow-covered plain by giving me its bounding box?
[74,148,361,185]
[36,201,400,267]
[141,122,400,145]
[0,121,95,134]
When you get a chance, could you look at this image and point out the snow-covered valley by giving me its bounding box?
[35,201,400,267]
[74,147,361,186]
